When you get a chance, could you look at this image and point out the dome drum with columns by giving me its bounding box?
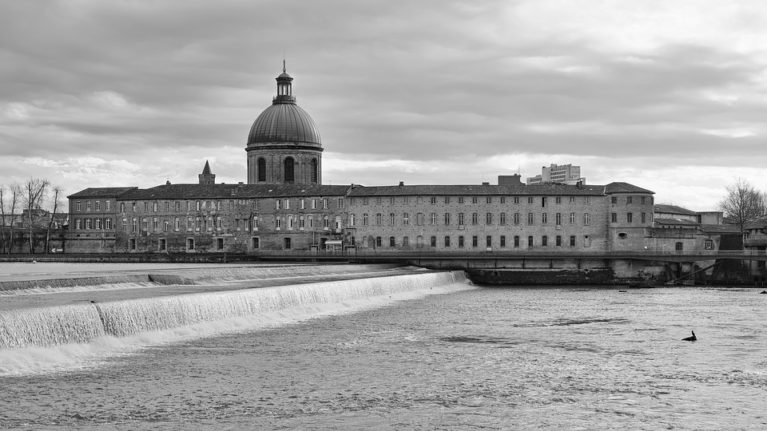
[246,63,323,185]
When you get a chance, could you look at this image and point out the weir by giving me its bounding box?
[0,271,467,350]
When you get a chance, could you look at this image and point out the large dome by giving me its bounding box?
[247,102,321,146]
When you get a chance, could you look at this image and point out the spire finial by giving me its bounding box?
[283,58,286,73]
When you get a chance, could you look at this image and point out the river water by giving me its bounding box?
[1,276,766,430]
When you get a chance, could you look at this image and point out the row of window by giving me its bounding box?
[351,211,652,227]
[352,195,653,207]
[255,157,319,183]
[358,234,589,249]
[74,197,344,214]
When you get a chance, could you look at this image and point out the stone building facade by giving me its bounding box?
[67,66,660,256]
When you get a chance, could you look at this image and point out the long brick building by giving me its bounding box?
[66,67,659,255]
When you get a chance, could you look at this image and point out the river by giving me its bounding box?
[0,266,765,430]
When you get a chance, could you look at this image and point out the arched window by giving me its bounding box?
[284,157,295,183]
[257,158,266,182]
[311,158,318,183]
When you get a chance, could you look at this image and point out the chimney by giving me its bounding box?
[398,181,404,187]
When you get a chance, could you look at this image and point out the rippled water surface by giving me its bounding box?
[2,286,766,430]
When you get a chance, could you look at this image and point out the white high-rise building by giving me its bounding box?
[526,164,584,185]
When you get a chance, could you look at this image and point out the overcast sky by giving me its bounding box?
[2,0,766,211]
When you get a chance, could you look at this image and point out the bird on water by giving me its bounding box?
[682,330,697,342]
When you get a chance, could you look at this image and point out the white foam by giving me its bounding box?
[0,271,472,376]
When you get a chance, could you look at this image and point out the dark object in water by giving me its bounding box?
[760,290,767,294]
[682,330,697,342]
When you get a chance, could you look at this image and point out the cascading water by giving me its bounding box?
[0,271,468,353]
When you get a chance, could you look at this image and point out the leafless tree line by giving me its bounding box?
[719,178,767,234]
[0,178,62,254]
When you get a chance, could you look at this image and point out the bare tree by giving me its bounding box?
[45,187,62,253]
[0,185,6,253]
[719,178,766,234]
[4,184,21,254]
[24,178,49,253]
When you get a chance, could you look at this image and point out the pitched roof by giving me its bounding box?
[603,182,654,194]
[118,183,350,200]
[654,204,697,216]
[348,182,612,197]
[67,187,137,199]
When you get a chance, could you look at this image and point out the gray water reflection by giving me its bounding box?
[1,286,766,430]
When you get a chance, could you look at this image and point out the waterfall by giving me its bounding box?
[0,271,468,350]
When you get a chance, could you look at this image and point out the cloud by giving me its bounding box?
[1,0,766,212]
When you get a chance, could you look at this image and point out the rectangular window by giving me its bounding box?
[120,202,125,213]
[389,213,395,225]
[217,238,224,251]
[641,196,646,204]
[430,196,437,204]
[322,199,328,209]
[390,236,396,247]
[627,196,633,204]
[555,196,561,204]
[542,213,548,224]
[312,199,317,209]
[363,213,368,226]
[363,197,369,205]
[570,212,576,224]
[486,196,492,204]
[641,212,646,223]
[528,197,534,204]
[76,201,82,211]
[416,213,424,226]
[514,212,520,225]
[376,236,382,247]
[403,213,410,225]
[514,197,520,204]
[542,235,548,246]
[376,213,382,225]
[445,196,450,204]
[500,212,506,225]
[486,235,492,248]
[541,197,546,207]
[556,235,562,246]
[472,197,478,204]
[444,236,451,247]
[444,213,451,225]
[556,213,562,225]
[500,196,506,204]
[430,213,437,225]
[275,200,280,210]
[486,213,492,225]
[514,235,520,248]
[570,235,576,246]
[472,236,478,248]
[627,212,633,223]
[402,236,409,246]
[430,236,437,247]
[611,196,618,204]
[144,202,149,212]
[86,201,92,211]
[527,213,534,225]
[284,199,290,210]
[458,213,465,225]
[500,235,506,247]
[95,201,101,211]
[284,237,292,249]
[584,213,590,225]
[376,197,382,205]
[528,236,534,248]
[458,197,464,204]
[472,213,478,225]
[252,237,260,249]
[569,196,576,203]
[458,235,464,248]
[611,212,618,223]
